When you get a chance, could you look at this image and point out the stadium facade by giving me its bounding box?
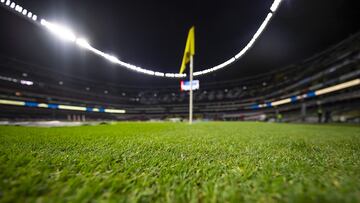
[0,32,359,123]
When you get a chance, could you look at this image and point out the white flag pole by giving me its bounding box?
[189,55,194,124]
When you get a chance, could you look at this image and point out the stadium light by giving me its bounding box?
[234,13,272,60]
[0,0,282,78]
[76,38,91,49]
[165,73,175,78]
[155,72,165,77]
[15,5,20,11]
[270,0,282,12]
[41,19,76,42]
[16,6,22,12]
[194,12,274,76]
[104,54,120,64]
[253,13,273,40]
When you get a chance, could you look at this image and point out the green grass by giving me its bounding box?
[0,122,360,202]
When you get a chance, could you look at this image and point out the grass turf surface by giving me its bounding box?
[0,122,360,202]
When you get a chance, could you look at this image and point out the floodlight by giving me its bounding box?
[76,38,91,49]
[104,54,119,63]
[270,0,282,12]
[41,19,76,42]
[155,72,165,77]
[16,5,22,12]
[165,73,175,78]
[0,0,282,78]
[254,13,272,39]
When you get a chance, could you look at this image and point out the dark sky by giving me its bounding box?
[0,0,359,86]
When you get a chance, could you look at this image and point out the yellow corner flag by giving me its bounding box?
[179,26,195,74]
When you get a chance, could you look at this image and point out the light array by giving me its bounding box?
[0,99,126,114]
[252,78,360,109]
[193,0,282,76]
[0,0,282,78]
[40,19,76,42]
[1,0,37,21]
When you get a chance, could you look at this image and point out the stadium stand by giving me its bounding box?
[0,32,359,123]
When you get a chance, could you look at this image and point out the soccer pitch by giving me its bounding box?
[0,122,360,202]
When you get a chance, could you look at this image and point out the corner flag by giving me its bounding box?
[179,26,195,74]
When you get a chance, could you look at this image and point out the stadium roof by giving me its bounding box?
[0,0,359,86]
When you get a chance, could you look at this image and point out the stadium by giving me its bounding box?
[0,0,359,202]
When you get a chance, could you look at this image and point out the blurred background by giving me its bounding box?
[0,0,359,124]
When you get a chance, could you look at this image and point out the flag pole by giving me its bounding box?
[189,55,194,124]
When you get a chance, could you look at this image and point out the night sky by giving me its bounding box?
[0,0,359,86]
